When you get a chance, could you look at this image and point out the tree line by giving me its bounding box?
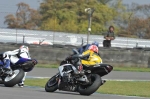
[4,0,150,39]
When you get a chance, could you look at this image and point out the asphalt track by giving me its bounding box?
[0,85,149,99]
[0,68,150,99]
[27,68,150,81]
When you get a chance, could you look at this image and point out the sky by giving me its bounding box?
[0,0,43,27]
[1,0,150,28]
[122,0,150,5]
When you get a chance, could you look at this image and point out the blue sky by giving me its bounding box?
[122,0,150,4]
[1,0,150,27]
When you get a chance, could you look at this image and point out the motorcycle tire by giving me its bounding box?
[0,79,4,84]
[78,74,101,96]
[4,69,24,87]
[45,75,58,92]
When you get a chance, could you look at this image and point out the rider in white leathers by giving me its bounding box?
[4,45,31,87]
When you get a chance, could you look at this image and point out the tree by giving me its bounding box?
[39,0,122,34]
[121,4,150,39]
[4,14,18,28]
[116,2,141,37]
[4,2,41,29]
[4,1,131,36]
[136,4,150,18]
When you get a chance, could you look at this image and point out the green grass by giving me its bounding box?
[98,81,150,98]
[36,64,150,72]
[25,78,150,98]
[25,78,49,88]
[36,64,58,68]
[114,67,150,72]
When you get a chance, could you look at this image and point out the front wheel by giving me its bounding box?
[4,69,24,87]
[45,74,59,92]
[78,74,101,96]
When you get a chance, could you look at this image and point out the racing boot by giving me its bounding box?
[18,81,24,88]
[101,80,106,86]
[18,72,27,88]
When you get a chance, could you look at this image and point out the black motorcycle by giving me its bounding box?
[0,59,37,87]
[45,49,113,95]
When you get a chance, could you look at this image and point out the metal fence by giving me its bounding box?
[0,28,150,48]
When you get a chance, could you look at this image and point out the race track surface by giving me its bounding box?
[0,85,149,99]
[1,68,149,99]
[27,68,150,80]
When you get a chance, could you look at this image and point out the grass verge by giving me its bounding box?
[98,81,150,98]
[114,66,150,72]
[36,64,150,72]
[36,64,58,68]
[25,78,48,88]
[25,78,150,98]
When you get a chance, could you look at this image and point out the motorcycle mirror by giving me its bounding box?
[72,49,79,55]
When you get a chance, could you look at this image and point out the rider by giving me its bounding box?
[59,45,104,87]
[81,45,102,66]
[0,53,12,74]
[59,44,102,79]
[78,41,99,54]
[4,45,35,87]
[82,45,106,85]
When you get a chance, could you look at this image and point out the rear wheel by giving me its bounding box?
[4,69,24,87]
[45,74,59,92]
[78,74,101,96]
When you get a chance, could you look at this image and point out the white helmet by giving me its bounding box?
[20,45,29,52]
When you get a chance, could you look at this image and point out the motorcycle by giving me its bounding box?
[0,59,37,87]
[45,49,113,95]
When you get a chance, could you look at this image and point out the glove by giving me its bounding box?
[32,59,38,65]
[65,56,72,61]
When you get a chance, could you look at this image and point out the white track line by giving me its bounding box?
[104,79,150,81]
[26,76,150,81]
[101,94,149,99]
[26,76,50,79]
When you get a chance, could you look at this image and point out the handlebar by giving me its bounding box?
[69,53,90,60]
